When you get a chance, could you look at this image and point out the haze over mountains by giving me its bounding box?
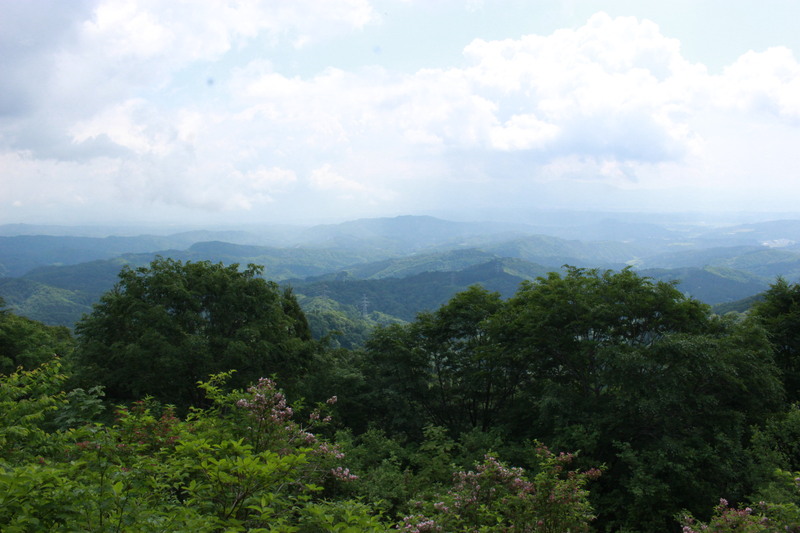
[2,214,800,330]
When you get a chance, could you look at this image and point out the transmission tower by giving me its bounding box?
[361,294,369,316]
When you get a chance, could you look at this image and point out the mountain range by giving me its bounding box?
[1,214,797,331]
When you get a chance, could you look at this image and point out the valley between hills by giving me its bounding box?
[2,214,799,340]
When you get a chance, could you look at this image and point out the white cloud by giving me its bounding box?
[70,99,175,156]
[247,166,297,192]
[311,164,367,192]
[715,47,800,120]
[79,0,377,63]
[5,5,800,223]
[459,12,703,164]
[83,3,174,59]
[3,0,381,137]
[490,113,560,151]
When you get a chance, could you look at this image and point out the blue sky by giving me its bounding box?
[3,0,800,226]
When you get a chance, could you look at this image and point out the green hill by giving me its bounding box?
[0,277,93,326]
[0,234,194,277]
[711,293,765,315]
[482,235,641,267]
[639,266,769,305]
[291,258,549,322]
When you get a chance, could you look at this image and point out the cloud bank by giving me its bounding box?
[2,2,800,224]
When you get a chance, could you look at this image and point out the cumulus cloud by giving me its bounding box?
[715,47,800,120]
[70,99,176,156]
[3,0,379,133]
[4,4,800,223]
[459,13,704,163]
[489,113,560,151]
[311,164,366,192]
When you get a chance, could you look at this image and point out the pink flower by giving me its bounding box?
[331,466,358,481]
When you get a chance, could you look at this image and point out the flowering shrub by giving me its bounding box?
[226,375,351,481]
[167,372,362,527]
[0,364,377,531]
[680,499,772,532]
[400,443,601,532]
[679,472,800,533]
[2,363,608,532]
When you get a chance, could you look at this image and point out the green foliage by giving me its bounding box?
[680,499,775,532]
[335,424,495,522]
[350,267,784,532]
[72,257,317,409]
[0,363,378,531]
[752,277,800,402]
[0,360,66,461]
[0,276,95,327]
[357,285,521,436]
[50,385,107,430]
[400,445,601,532]
[493,268,782,531]
[298,499,390,532]
[301,295,381,349]
[0,303,74,374]
[2,261,796,532]
[680,477,800,533]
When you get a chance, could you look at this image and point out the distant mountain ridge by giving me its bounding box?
[2,214,799,329]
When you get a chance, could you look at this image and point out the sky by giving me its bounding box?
[2,0,800,227]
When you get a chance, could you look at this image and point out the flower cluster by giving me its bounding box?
[236,377,293,424]
[331,466,358,481]
[233,377,356,485]
[400,514,441,532]
[680,499,771,532]
[400,446,600,533]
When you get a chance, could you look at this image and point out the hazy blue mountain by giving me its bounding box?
[0,216,536,277]
[0,234,195,277]
[639,266,770,305]
[694,220,800,247]
[292,215,533,252]
[638,244,800,282]
[635,245,766,270]
[533,218,684,248]
[304,248,500,280]
[178,242,390,280]
[22,258,133,296]
[481,235,642,268]
[712,249,800,280]
[3,214,800,330]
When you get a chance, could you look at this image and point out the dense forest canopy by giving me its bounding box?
[2,259,800,531]
[71,258,315,409]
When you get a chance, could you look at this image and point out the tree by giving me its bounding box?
[491,267,783,531]
[72,258,316,409]
[751,277,800,403]
[0,297,74,374]
[358,285,521,436]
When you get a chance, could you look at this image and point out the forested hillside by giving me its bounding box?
[8,0,800,528]
[3,263,800,531]
[2,216,797,331]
